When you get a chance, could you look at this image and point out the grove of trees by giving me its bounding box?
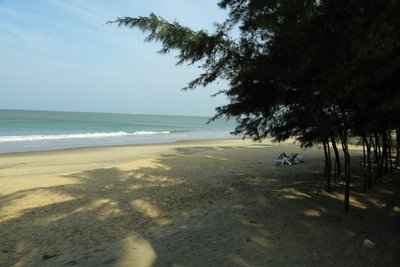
[109,0,400,211]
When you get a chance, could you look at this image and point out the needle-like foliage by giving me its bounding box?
[109,0,400,211]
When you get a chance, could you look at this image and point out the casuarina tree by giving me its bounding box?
[109,0,400,211]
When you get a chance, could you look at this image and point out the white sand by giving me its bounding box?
[0,139,399,266]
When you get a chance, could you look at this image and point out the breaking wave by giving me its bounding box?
[0,131,172,143]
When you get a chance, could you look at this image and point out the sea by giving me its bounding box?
[0,109,237,154]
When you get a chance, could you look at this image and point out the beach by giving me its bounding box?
[1,138,399,266]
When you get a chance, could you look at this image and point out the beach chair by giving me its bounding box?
[275,153,304,165]
[295,154,304,163]
[275,156,291,165]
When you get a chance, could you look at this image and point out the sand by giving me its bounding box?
[0,139,399,266]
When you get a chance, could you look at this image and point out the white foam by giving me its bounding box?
[0,131,171,143]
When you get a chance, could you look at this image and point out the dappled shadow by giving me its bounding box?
[1,144,399,266]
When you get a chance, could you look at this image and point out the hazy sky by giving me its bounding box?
[0,0,230,116]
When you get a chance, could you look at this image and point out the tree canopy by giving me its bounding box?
[109,0,400,211]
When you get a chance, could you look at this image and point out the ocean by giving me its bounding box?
[0,109,237,153]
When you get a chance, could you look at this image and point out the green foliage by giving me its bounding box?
[109,0,400,145]
[110,0,400,211]
[108,13,238,90]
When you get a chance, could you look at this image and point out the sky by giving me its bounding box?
[0,0,230,116]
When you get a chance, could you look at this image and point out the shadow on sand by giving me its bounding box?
[1,145,399,266]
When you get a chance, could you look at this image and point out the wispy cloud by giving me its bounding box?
[0,1,228,115]
[49,0,104,26]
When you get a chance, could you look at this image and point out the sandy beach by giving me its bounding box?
[1,139,399,266]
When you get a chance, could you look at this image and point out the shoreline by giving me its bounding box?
[0,135,364,157]
[0,137,245,157]
[0,109,238,155]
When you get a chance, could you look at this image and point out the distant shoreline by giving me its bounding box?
[0,137,243,157]
[0,109,237,154]
[0,108,215,118]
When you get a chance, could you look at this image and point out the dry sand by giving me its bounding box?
[0,139,399,266]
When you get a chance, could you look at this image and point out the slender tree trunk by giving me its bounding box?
[363,136,366,166]
[371,134,378,167]
[323,140,332,192]
[323,141,328,181]
[375,133,382,182]
[396,128,400,168]
[340,130,351,212]
[387,130,393,172]
[362,135,367,193]
[330,135,341,183]
[382,131,388,175]
[366,134,372,189]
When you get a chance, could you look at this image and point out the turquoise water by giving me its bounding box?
[0,109,237,153]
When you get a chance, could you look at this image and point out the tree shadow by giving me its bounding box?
[0,145,399,266]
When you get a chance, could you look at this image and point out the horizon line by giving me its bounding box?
[0,108,215,118]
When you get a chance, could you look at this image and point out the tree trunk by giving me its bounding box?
[371,134,378,167]
[387,130,393,172]
[330,135,341,183]
[382,131,388,176]
[375,133,382,182]
[366,135,372,189]
[323,140,332,192]
[362,135,367,193]
[396,128,400,168]
[340,131,351,212]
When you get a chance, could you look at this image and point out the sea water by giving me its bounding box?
[0,109,237,153]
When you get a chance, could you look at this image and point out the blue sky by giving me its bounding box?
[0,0,229,116]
